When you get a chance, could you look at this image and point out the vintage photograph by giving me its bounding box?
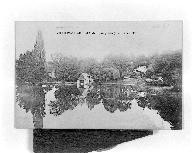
[15,21,182,129]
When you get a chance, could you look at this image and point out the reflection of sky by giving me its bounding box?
[16,21,182,61]
[15,102,34,128]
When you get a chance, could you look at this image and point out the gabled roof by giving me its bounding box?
[78,75,85,80]
[78,73,91,80]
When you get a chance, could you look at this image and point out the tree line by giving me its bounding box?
[49,50,182,87]
[49,53,140,82]
[16,49,182,89]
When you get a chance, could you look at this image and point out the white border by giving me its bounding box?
[0,0,192,153]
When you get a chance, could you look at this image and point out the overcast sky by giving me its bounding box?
[16,21,182,61]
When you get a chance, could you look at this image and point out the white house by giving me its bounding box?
[134,65,148,74]
[77,73,93,88]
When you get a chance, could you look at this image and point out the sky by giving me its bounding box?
[16,21,182,61]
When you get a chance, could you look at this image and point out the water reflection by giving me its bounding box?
[48,84,136,115]
[16,85,47,128]
[86,86,102,110]
[16,83,181,129]
[100,85,133,113]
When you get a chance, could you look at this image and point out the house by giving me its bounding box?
[77,73,93,88]
[46,62,56,78]
[134,65,148,74]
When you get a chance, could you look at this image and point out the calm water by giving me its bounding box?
[15,83,172,129]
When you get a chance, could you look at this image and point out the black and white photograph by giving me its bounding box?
[15,21,182,129]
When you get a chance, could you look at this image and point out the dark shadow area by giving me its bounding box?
[33,129,153,153]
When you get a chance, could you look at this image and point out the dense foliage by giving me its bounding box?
[16,49,182,91]
[146,51,182,89]
[49,51,182,89]
[16,50,46,85]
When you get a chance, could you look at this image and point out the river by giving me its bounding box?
[15,83,173,129]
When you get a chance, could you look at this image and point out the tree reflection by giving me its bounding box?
[16,85,47,128]
[135,89,182,129]
[141,91,181,129]
[48,84,151,115]
[49,85,81,116]
[100,85,133,113]
[118,101,131,112]
[16,83,181,129]
[86,86,102,110]
[102,98,118,113]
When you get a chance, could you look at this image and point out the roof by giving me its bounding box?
[135,66,147,73]
[78,73,91,80]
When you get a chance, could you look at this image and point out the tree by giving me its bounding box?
[102,55,132,78]
[145,51,182,87]
[100,67,120,82]
[16,51,46,85]
[51,54,81,82]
